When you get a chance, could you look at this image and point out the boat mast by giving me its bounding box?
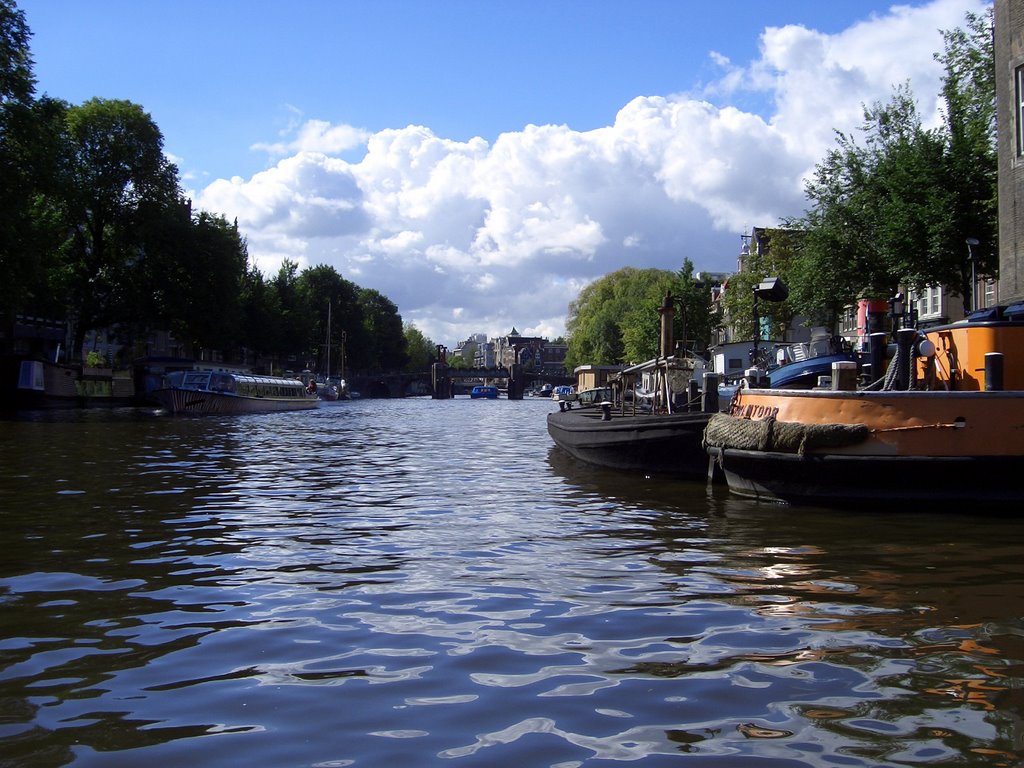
[326,301,332,379]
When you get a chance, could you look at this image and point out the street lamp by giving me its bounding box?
[751,276,789,367]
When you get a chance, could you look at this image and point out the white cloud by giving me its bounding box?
[194,0,986,346]
[251,118,370,158]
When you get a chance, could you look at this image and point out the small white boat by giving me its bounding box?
[152,370,319,415]
[551,385,576,409]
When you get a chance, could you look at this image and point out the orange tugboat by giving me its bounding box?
[705,315,1024,505]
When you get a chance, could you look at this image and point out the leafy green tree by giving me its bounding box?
[1,96,70,325]
[239,263,282,361]
[675,259,715,355]
[55,97,182,358]
[786,88,943,317]
[935,9,997,308]
[788,10,995,317]
[0,0,43,328]
[177,212,248,352]
[447,352,471,370]
[403,323,435,371]
[454,339,477,367]
[270,259,308,369]
[723,229,801,340]
[0,0,32,107]
[358,288,407,371]
[566,266,681,369]
[295,264,361,376]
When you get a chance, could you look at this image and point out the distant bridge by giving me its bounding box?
[346,367,571,398]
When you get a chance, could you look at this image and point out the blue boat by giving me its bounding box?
[470,385,499,399]
[768,351,859,388]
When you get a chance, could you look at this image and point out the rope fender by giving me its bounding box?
[703,413,870,457]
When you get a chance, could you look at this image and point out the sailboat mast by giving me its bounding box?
[326,301,332,378]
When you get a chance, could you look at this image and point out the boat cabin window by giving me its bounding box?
[210,373,236,393]
[182,372,213,390]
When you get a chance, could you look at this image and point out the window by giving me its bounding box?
[984,279,997,309]
[1017,64,1024,157]
[912,286,943,319]
[840,306,857,334]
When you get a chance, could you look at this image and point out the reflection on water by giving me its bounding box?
[1,398,1023,766]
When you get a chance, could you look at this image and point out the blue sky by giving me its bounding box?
[20,0,990,346]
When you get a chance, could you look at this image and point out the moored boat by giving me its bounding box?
[705,316,1024,506]
[550,384,576,408]
[152,370,319,415]
[548,405,713,477]
[547,291,719,478]
[3,355,136,411]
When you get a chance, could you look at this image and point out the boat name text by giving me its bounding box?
[732,403,781,420]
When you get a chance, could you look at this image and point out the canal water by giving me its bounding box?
[1,397,1022,767]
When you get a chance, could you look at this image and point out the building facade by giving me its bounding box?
[997,0,1024,304]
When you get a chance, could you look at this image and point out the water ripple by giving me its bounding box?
[1,399,1023,766]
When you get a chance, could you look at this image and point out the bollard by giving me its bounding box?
[859,362,872,388]
[869,332,887,386]
[702,372,720,413]
[895,328,918,390]
[832,361,859,391]
[985,352,1004,391]
[600,401,613,421]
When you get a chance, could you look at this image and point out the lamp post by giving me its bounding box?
[340,331,347,379]
[751,277,789,368]
[966,237,980,312]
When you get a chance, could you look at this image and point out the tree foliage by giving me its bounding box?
[403,323,435,371]
[0,0,414,376]
[786,10,995,317]
[55,98,183,353]
[564,261,713,370]
[0,0,41,319]
[722,230,801,340]
[0,0,32,106]
[358,288,407,372]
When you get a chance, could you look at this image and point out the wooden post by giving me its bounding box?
[869,332,887,387]
[431,363,449,399]
[702,372,720,413]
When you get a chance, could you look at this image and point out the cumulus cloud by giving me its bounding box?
[194,0,986,346]
[251,118,370,158]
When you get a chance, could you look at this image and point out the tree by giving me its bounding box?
[722,229,803,341]
[674,259,715,356]
[0,0,33,107]
[269,258,307,368]
[295,264,360,376]
[358,288,407,371]
[0,0,40,328]
[56,98,182,358]
[452,339,477,367]
[403,323,435,371]
[788,10,995,317]
[239,263,282,361]
[565,267,681,370]
[176,212,248,352]
[935,9,997,310]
